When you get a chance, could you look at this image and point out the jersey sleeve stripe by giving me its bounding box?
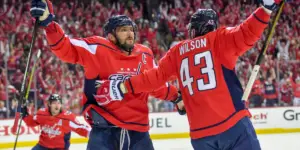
[152,59,158,68]
[70,39,98,54]
[49,35,65,47]
[85,42,117,52]
[253,13,268,24]
[127,78,135,94]
[69,121,91,131]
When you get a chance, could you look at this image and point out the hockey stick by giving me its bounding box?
[12,49,41,133]
[12,20,40,150]
[242,2,285,102]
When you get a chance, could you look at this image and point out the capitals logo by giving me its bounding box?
[41,124,62,138]
[108,74,131,81]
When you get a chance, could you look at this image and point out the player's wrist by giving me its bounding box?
[171,92,182,104]
[261,6,272,15]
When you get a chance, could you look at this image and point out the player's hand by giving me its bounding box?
[30,0,54,26]
[259,0,289,11]
[18,105,29,118]
[93,80,125,106]
[171,92,186,115]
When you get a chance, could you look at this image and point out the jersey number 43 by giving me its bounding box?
[180,51,216,95]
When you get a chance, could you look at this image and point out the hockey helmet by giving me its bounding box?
[103,15,137,37]
[48,94,62,104]
[103,15,137,53]
[188,9,218,38]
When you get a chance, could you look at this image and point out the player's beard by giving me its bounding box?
[117,37,134,53]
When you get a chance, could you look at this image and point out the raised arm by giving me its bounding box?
[215,7,271,69]
[45,22,99,66]
[149,82,179,101]
[69,115,91,137]
[23,115,39,127]
[30,0,99,66]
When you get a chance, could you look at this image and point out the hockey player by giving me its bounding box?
[96,0,287,149]
[22,94,90,150]
[30,0,184,149]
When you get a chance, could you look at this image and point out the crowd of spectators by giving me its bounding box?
[0,0,299,118]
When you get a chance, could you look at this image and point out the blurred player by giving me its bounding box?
[29,0,184,149]
[96,0,287,149]
[22,94,90,150]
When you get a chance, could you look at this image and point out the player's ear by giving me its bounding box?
[108,33,116,43]
[190,29,195,39]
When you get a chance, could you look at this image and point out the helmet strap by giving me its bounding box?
[189,29,196,39]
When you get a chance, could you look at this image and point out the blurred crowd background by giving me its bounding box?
[0,0,299,119]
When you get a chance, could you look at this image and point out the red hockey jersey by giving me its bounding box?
[44,23,178,132]
[23,108,90,149]
[124,8,270,139]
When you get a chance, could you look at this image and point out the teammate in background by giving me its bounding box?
[22,94,90,150]
[30,0,184,149]
[96,0,287,149]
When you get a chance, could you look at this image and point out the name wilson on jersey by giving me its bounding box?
[179,38,207,55]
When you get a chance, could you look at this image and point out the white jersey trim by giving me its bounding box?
[70,39,97,54]
[69,121,91,131]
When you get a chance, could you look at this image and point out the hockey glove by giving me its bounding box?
[30,0,54,26]
[17,104,29,118]
[259,0,286,11]
[93,80,125,106]
[171,92,186,115]
[12,104,28,134]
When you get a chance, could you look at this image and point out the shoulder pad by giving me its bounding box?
[37,108,50,115]
[135,44,154,56]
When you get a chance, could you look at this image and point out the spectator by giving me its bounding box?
[280,78,293,106]
[263,67,278,107]
[264,75,279,107]
[249,76,264,108]
[9,99,18,118]
[163,101,174,112]
[293,78,300,106]
[277,38,290,60]
[0,101,7,119]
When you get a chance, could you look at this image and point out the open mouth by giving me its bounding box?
[127,39,134,44]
